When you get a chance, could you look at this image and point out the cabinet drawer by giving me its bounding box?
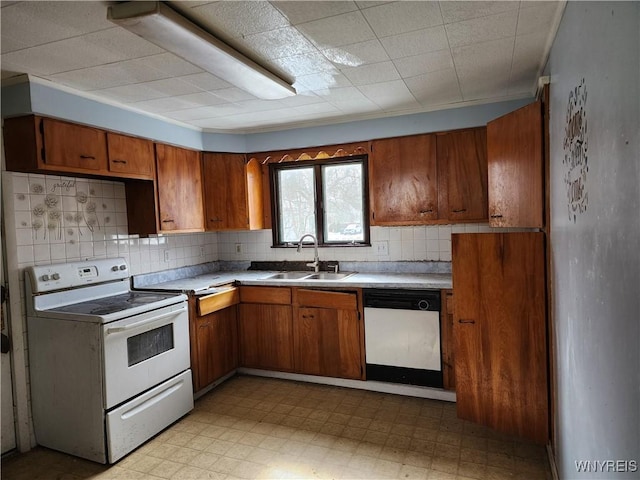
[296,289,357,310]
[239,286,291,305]
[197,288,239,316]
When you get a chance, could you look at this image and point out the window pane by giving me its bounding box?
[277,167,316,242]
[323,163,365,242]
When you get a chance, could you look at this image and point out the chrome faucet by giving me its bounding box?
[297,233,320,273]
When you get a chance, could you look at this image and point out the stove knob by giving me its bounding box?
[111,266,119,272]
[51,273,60,280]
[119,265,127,271]
[41,274,50,282]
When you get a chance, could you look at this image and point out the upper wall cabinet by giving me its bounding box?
[487,101,544,228]
[202,153,263,231]
[3,116,155,180]
[436,127,488,222]
[155,143,205,233]
[106,132,155,179]
[369,134,438,225]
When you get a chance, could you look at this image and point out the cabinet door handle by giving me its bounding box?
[112,159,127,164]
[209,218,222,222]
[490,214,503,218]
[458,319,476,324]
[452,209,467,213]
[79,155,96,160]
[162,219,175,223]
[419,209,434,214]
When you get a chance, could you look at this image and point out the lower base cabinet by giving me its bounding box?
[238,303,294,371]
[195,307,238,390]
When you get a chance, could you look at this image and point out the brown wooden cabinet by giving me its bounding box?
[190,288,239,392]
[440,289,455,391]
[293,289,363,380]
[4,116,108,175]
[452,232,548,444]
[155,143,205,233]
[437,127,488,222]
[106,132,155,179]
[487,101,544,228]
[238,286,294,371]
[202,153,263,231]
[369,134,438,225]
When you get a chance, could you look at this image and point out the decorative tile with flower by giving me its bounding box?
[27,180,113,244]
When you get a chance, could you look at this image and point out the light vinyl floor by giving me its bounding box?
[1,375,552,480]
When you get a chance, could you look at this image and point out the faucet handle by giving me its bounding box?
[328,263,339,273]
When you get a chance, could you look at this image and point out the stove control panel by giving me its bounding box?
[26,258,129,293]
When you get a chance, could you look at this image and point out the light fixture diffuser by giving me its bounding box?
[108,1,296,100]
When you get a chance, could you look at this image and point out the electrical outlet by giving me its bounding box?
[235,243,243,254]
[374,241,389,256]
[199,246,205,257]
[164,250,170,262]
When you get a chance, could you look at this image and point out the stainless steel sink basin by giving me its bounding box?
[263,271,356,281]
[304,272,356,280]
[264,272,311,280]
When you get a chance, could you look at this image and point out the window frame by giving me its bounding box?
[269,155,370,247]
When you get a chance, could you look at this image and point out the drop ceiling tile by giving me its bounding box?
[517,2,564,36]
[445,10,518,48]
[340,61,400,86]
[273,1,358,25]
[509,32,548,94]
[393,50,454,79]
[131,92,227,114]
[358,80,419,111]
[180,72,233,92]
[210,87,256,103]
[188,1,289,38]
[361,1,443,38]
[297,11,376,49]
[439,1,519,24]
[49,59,170,91]
[1,28,163,76]
[134,53,203,78]
[240,27,317,60]
[272,52,339,77]
[319,86,369,103]
[322,39,390,67]
[97,78,201,103]
[0,1,114,52]
[356,2,394,9]
[404,68,463,106]
[293,72,353,93]
[380,26,449,59]
[277,92,325,108]
[333,97,380,115]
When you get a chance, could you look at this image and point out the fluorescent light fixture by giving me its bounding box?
[108,1,296,100]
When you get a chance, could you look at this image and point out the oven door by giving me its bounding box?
[102,302,190,409]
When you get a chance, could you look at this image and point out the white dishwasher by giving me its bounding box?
[364,289,442,388]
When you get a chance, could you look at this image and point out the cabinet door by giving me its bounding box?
[487,101,543,227]
[107,132,155,179]
[238,303,294,371]
[196,307,238,390]
[203,152,250,230]
[452,232,548,444]
[370,134,438,225]
[156,143,205,232]
[296,306,362,380]
[437,128,488,222]
[42,118,107,172]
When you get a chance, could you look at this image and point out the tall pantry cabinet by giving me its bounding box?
[452,232,548,444]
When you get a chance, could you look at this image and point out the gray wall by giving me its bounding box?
[548,2,639,478]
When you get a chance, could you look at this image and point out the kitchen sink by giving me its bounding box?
[265,272,312,280]
[302,272,356,280]
[263,271,356,281]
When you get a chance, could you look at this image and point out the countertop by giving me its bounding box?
[133,270,452,294]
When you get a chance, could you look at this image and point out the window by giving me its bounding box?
[270,156,369,246]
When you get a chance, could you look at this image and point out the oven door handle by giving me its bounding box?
[105,307,186,334]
